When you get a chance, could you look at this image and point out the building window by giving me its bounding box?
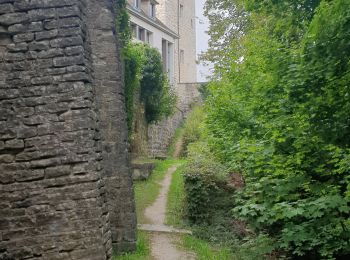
[180,4,184,17]
[150,3,156,17]
[134,0,140,9]
[138,27,145,41]
[131,23,137,38]
[146,31,153,44]
[162,39,174,83]
[180,50,184,63]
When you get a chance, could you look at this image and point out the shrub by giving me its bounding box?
[140,46,176,123]
[183,142,230,224]
[181,106,206,157]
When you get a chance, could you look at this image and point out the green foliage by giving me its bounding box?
[116,3,176,131]
[140,46,176,123]
[122,43,176,131]
[114,0,131,47]
[183,142,231,224]
[202,0,350,258]
[123,43,144,131]
[181,106,206,157]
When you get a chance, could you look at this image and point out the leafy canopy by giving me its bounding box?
[200,0,350,258]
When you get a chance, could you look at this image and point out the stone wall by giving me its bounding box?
[0,0,136,259]
[147,83,201,157]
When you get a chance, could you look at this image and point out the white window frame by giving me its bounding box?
[134,0,140,9]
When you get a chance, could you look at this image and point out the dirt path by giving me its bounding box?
[143,165,196,260]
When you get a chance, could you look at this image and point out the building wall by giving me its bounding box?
[157,0,197,83]
[127,0,199,158]
[129,15,174,52]
[155,0,179,86]
[0,0,135,259]
[146,0,198,157]
[179,0,197,83]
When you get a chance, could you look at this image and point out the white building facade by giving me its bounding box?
[127,0,197,85]
[127,0,200,158]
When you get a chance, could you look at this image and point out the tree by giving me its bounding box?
[200,0,350,258]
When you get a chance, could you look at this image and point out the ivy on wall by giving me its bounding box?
[140,46,176,123]
[115,0,176,130]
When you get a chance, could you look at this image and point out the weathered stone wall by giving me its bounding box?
[0,0,136,259]
[86,0,136,253]
[147,83,201,157]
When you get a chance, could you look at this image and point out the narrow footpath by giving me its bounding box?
[139,164,196,260]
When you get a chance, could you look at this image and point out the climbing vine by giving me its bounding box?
[115,0,175,131]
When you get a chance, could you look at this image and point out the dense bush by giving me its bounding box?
[201,0,350,259]
[183,142,230,224]
[140,46,176,123]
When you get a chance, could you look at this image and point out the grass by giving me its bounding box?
[166,162,186,227]
[167,125,184,158]
[182,235,234,260]
[114,231,151,260]
[115,159,178,259]
[134,158,177,223]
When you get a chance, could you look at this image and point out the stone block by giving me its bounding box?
[28,40,50,51]
[45,165,71,178]
[13,32,34,43]
[53,55,84,67]
[50,36,83,48]
[0,12,28,25]
[35,29,58,40]
[131,161,155,180]
[0,4,13,14]
[0,154,15,163]
[5,139,24,149]
[28,8,56,21]
[17,126,37,138]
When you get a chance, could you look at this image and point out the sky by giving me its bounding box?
[195,0,213,82]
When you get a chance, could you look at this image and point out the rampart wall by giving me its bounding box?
[0,1,136,259]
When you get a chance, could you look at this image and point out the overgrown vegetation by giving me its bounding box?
[181,106,206,157]
[140,46,176,123]
[122,43,176,129]
[181,0,350,259]
[115,0,175,131]
[123,44,144,131]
